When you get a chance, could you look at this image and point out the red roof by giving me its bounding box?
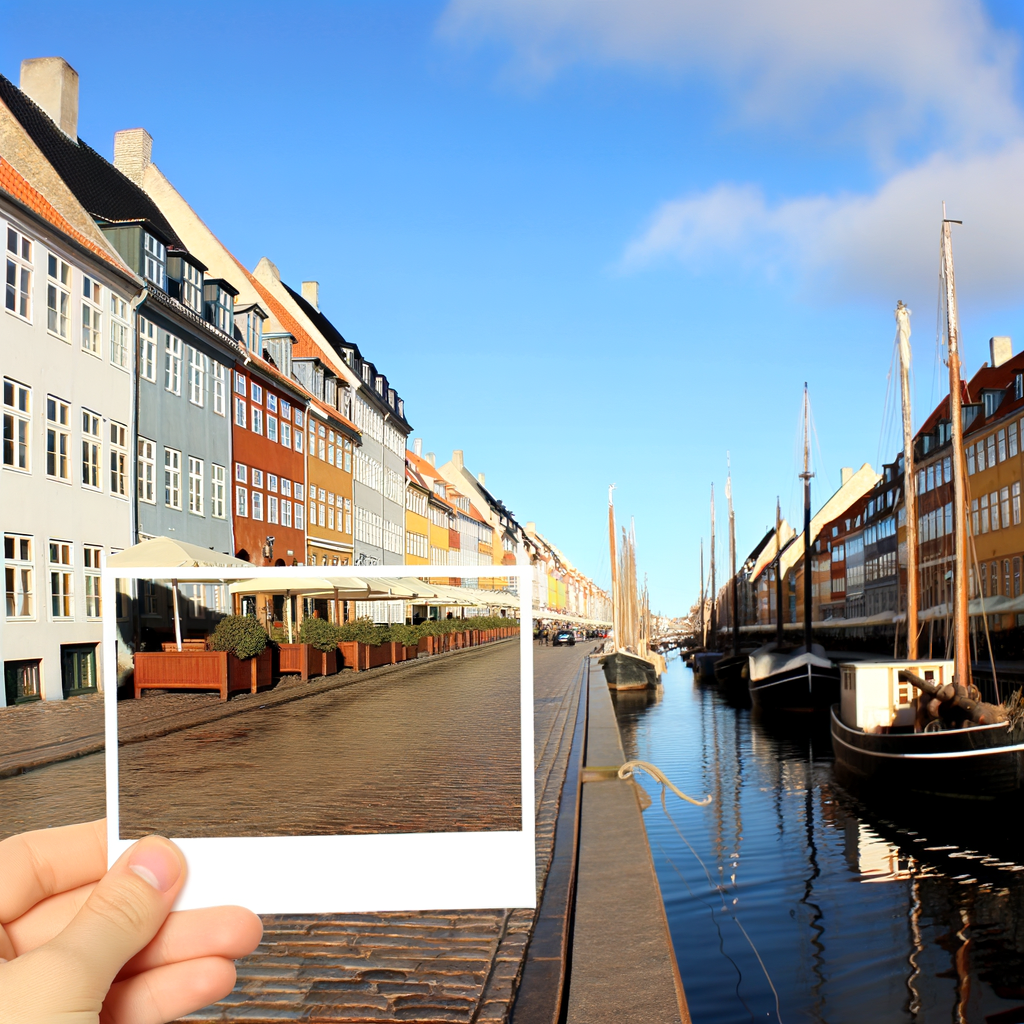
[307,392,360,439]
[0,158,127,272]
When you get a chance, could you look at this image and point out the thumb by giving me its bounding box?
[18,836,187,1016]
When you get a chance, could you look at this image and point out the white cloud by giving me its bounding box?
[439,0,1021,151]
[623,143,1024,301]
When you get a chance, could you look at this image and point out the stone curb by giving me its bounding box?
[0,638,520,780]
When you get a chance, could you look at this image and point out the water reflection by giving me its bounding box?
[611,654,1024,1024]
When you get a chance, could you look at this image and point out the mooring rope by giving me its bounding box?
[617,760,713,806]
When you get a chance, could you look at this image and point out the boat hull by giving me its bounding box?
[692,652,723,684]
[713,655,751,705]
[599,651,659,690]
[830,706,1024,799]
[749,660,840,713]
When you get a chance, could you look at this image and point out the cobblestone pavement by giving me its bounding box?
[119,642,522,839]
[0,643,591,1022]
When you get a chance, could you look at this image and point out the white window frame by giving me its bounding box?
[109,293,130,368]
[46,395,70,482]
[211,463,226,519]
[81,410,101,490]
[251,407,263,435]
[81,275,102,356]
[139,316,157,382]
[3,377,30,472]
[4,533,34,619]
[137,437,156,504]
[84,544,102,618]
[144,232,166,289]
[165,335,182,395]
[46,253,70,341]
[5,227,33,321]
[212,362,226,416]
[109,420,128,498]
[48,540,73,620]
[188,346,206,407]
[252,490,264,521]
[234,397,246,429]
[164,447,182,509]
[188,456,204,516]
[236,485,248,517]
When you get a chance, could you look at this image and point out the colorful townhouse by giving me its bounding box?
[405,444,458,577]
[404,456,431,567]
[305,396,359,567]
[0,142,140,705]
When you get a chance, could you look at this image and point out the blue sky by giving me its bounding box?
[6,0,1024,614]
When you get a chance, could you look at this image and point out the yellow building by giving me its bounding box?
[306,397,359,567]
[404,459,431,566]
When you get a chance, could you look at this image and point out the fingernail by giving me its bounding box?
[128,841,182,893]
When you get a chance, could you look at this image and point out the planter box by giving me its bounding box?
[405,645,419,661]
[337,640,363,672]
[134,647,272,702]
[277,643,315,681]
[316,648,338,676]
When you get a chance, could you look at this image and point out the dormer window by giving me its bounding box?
[361,364,371,384]
[204,279,237,335]
[397,398,404,418]
[143,233,166,289]
[1016,374,1023,401]
[166,255,205,312]
[433,480,446,498]
[234,303,266,356]
[983,391,1002,418]
[375,375,384,396]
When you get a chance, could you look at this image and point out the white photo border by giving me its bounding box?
[102,562,535,913]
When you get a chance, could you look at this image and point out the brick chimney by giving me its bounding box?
[453,450,464,469]
[20,57,79,139]
[990,336,1012,368]
[413,438,423,456]
[113,128,153,185]
[302,281,319,310]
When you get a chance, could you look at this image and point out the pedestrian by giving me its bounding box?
[0,819,262,1022]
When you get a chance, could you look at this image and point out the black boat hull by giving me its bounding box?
[713,655,751,705]
[692,652,723,684]
[830,706,1024,799]
[749,661,840,713]
[599,651,659,690]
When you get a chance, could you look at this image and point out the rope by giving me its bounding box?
[617,760,712,806]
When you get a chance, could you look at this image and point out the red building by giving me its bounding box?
[231,354,307,565]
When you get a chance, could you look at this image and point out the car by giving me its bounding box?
[552,630,576,647]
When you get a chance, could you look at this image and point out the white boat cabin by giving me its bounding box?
[839,660,954,732]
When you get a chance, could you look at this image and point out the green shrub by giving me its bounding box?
[332,615,519,646]
[208,615,269,660]
[336,617,388,645]
[299,616,342,652]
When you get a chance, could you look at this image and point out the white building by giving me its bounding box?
[1,114,141,703]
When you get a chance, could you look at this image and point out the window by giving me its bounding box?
[1014,482,1021,526]
[138,437,155,503]
[1016,557,1022,598]
[384,520,403,554]
[143,232,166,289]
[406,531,428,559]
[295,409,304,430]
[972,498,979,536]
[1001,486,1011,532]
[943,456,951,484]
[164,447,181,509]
[252,469,263,489]
[967,445,976,475]
[181,261,203,312]
[212,362,226,415]
[236,486,248,517]
[109,421,128,497]
[281,499,292,528]
[235,372,246,396]
[295,482,304,502]
[319,501,326,527]
[188,347,206,406]
[318,436,325,461]
[139,317,157,382]
[1004,559,1012,599]
[251,407,263,435]
[5,227,32,319]
[165,335,182,394]
[998,428,1007,463]
[235,463,247,483]
[977,442,986,472]
[328,442,335,465]
[267,394,278,414]
[268,495,279,524]
[945,502,953,536]
[344,497,352,534]
[281,421,291,449]
[925,467,934,492]
[205,282,234,334]
[328,505,334,530]
[234,397,246,428]
[4,535,33,618]
[344,438,352,472]
[47,254,70,339]
[991,491,1001,530]
[46,397,70,480]
[267,415,278,442]
[3,378,30,470]
[251,491,264,521]
[281,478,291,497]
[84,545,101,618]
[267,474,278,493]
[1011,422,1019,459]
[109,293,129,368]
[81,411,101,489]
[188,457,204,515]
[295,500,305,530]
[81,276,102,355]
[211,464,226,518]
[251,383,263,405]
[244,311,262,354]
[981,493,990,533]
[987,434,997,469]
[48,541,73,618]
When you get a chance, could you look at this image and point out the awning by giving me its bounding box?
[108,537,252,569]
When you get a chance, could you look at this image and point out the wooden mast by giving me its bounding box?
[940,207,971,688]
[775,497,784,645]
[608,484,619,650]
[896,300,919,659]
[727,454,739,656]
[699,538,706,647]
[710,484,717,647]
[800,384,814,652]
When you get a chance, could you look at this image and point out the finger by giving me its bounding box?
[116,905,262,978]
[32,835,186,1008]
[101,957,238,1024]
[4,881,96,956]
[0,819,106,923]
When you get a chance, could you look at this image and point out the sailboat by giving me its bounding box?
[693,484,724,682]
[714,455,750,694]
[830,214,1024,799]
[599,487,663,690]
[747,385,841,713]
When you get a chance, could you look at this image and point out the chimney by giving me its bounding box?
[413,438,423,456]
[426,452,436,466]
[990,336,1012,368]
[840,467,853,485]
[526,522,536,534]
[113,128,153,185]
[453,450,464,469]
[20,57,79,139]
[302,281,320,310]
[478,472,486,486]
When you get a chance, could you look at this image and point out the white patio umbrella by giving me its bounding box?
[227,577,372,641]
[108,537,253,652]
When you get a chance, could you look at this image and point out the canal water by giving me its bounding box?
[612,654,1024,1024]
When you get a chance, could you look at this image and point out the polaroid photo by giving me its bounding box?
[102,563,534,913]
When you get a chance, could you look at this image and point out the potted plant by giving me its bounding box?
[297,616,340,677]
[208,615,273,695]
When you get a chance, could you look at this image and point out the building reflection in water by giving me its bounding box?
[609,654,1024,1024]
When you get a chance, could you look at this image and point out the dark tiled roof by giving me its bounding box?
[284,282,351,356]
[0,73,184,249]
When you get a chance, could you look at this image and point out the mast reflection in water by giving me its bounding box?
[612,655,1024,1024]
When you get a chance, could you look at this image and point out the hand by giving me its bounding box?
[0,819,262,1023]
